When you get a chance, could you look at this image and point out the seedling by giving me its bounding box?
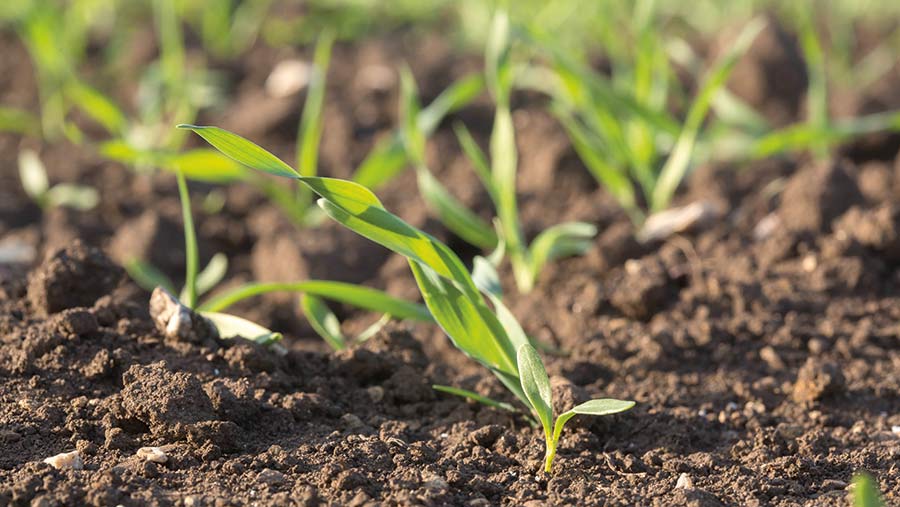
[517,343,634,473]
[423,11,598,293]
[178,124,634,471]
[852,472,885,507]
[537,15,765,221]
[17,149,98,211]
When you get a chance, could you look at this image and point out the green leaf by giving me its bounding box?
[527,222,597,281]
[352,73,485,190]
[416,168,498,250]
[410,260,518,377]
[652,17,764,212]
[308,177,472,285]
[124,259,177,295]
[176,125,299,179]
[516,343,553,436]
[297,30,333,178]
[45,184,99,210]
[175,170,199,308]
[417,74,484,135]
[852,472,885,507]
[166,149,248,183]
[201,311,283,346]
[552,399,635,441]
[196,280,432,322]
[432,384,518,413]
[453,122,498,202]
[194,253,228,297]
[471,256,502,298]
[300,294,346,351]
[0,107,40,135]
[399,65,426,163]
[65,82,127,135]
[18,149,49,200]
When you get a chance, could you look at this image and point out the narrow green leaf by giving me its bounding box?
[652,17,764,212]
[300,294,346,351]
[176,125,299,179]
[0,107,40,135]
[166,149,248,183]
[18,149,49,200]
[195,253,228,297]
[517,343,554,435]
[416,168,498,250]
[297,30,334,177]
[432,384,518,413]
[124,259,177,295]
[352,73,485,190]
[410,260,518,377]
[399,66,426,163]
[175,170,198,309]
[417,74,484,134]
[471,256,502,298]
[196,280,432,322]
[308,177,473,286]
[453,122,498,201]
[852,472,885,507]
[201,311,283,346]
[527,222,597,281]
[65,82,127,135]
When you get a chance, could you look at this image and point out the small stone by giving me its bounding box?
[257,468,286,486]
[807,338,827,355]
[43,450,83,470]
[148,287,217,343]
[801,255,817,272]
[759,346,786,370]
[136,446,168,464]
[891,425,900,434]
[675,472,694,490]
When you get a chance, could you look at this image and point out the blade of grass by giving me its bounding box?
[296,30,334,212]
[197,280,433,322]
[651,17,764,212]
[432,384,518,412]
[175,169,198,308]
[300,294,346,350]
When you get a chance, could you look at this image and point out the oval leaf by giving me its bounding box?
[517,343,553,434]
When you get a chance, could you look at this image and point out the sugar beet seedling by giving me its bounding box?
[178,124,635,472]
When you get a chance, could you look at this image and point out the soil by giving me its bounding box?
[2,18,900,507]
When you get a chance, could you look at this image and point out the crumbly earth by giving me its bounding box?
[2,20,900,507]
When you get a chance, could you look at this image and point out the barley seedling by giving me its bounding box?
[179,124,634,471]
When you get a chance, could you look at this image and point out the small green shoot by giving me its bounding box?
[852,472,885,507]
[18,149,99,211]
[517,343,634,473]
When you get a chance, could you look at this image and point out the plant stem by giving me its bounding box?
[544,438,557,473]
[175,169,198,308]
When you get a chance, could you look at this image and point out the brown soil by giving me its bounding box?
[2,20,900,507]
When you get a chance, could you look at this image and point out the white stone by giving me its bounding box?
[136,446,168,464]
[675,472,693,490]
[43,450,83,470]
[265,59,311,98]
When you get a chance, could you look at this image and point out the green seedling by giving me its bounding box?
[537,14,765,221]
[179,124,634,471]
[129,141,431,349]
[852,472,885,507]
[446,11,596,293]
[518,343,634,473]
[17,149,98,211]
